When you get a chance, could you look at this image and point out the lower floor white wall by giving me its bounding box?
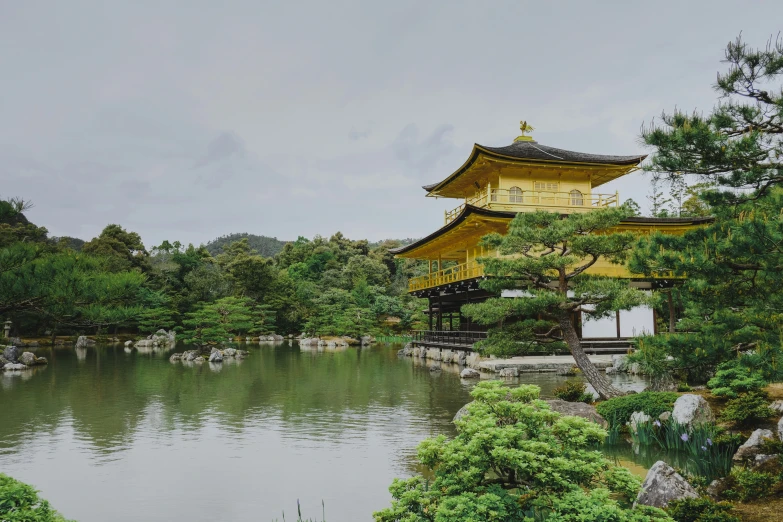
[581,305,654,338]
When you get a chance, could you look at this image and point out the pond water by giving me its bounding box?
[1,342,647,521]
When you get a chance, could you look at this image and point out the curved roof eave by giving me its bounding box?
[423,142,647,194]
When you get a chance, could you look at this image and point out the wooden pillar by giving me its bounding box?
[615,310,621,339]
[428,297,433,331]
[437,293,443,331]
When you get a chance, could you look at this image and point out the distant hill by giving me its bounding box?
[205,233,288,257]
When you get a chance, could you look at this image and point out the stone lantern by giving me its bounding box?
[3,319,11,339]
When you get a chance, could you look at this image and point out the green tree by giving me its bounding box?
[83,224,150,272]
[180,296,256,346]
[463,209,645,399]
[631,35,783,382]
[374,381,670,522]
[642,35,783,205]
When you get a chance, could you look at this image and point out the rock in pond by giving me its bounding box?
[124,340,133,347]
[460,368,480,379]
[75,336,95,349]
[3,363,28,371]
[733,429,775,461]
[545,400,608,428]
[208,350,223,363]
[628,411,652,433]
[498,367,519,378]
[672,394,714,428]
[3,345,20,363]
[635,460,698,508]
[169,353,182,362]
[19,352,46,366]
[453,403,472,423]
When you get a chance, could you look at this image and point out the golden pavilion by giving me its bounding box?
[390,122,711,349]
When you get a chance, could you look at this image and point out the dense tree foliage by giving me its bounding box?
[204,232,287,257]
[374,381,670,522]
[0,198,423,340]
[630,35,783,384]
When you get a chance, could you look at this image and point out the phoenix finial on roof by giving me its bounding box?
[515,121,535,142]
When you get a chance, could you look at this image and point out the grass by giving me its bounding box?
[274,500,326,522]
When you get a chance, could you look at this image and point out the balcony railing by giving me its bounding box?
[412,330,488,347]
[445,188,619,224]
[408,261,485,292]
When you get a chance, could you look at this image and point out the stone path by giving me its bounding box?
[478,354,613,373]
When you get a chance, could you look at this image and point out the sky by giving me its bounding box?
[2,1,781,248]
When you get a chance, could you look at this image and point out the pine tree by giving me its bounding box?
[463,208,646,399]
[631,34,783,381]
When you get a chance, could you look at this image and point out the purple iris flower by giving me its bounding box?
[654,420,661,427]
[681,433,689,442]
[706,438,713,446]
[701,446,707,451]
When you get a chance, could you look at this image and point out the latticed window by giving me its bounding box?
[509,186,522,203]
[570,189,584,206]
[534,181,558,191]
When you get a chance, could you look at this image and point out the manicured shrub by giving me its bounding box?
[707,362,767,398]
[374,381,672,521]
[0,473,72,522]
[553,380,594,403]
[718,391,776,426]
[721,468,775,502]
[596,392,679,428]
[667,497,739,522]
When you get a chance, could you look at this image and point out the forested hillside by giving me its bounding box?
[0,200,428,340]
[205,233,287,257]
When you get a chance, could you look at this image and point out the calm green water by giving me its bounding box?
[0,342,646,521]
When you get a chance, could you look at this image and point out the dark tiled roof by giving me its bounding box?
[422,140,647,192]
[481,140,646,166]
[389,206,713,255]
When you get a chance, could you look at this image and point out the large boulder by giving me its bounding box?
[209,349,223,363]
[545,399,608,428]
[223,348,237,357]
[672,394,714,428]
[169,353,182,362]
[75,336,95,348]
[611,354,629,372]
[150,329,176,346]
[635,460,698,508]
[134,339,153,348]
[124,340,133,347]
[19,352,46,366]
[453,402,473,423]
[460,368,481,379]
[769,400,783,415]
[628,411,652,434]
[3,362,28,371]
[733,429,775,462]
[498,367,519,378]
[3,345,20,363]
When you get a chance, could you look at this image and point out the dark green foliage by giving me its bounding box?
[667,497,740,522]
[0,473,73,522]
[632,35,783,384]
[82,224,150,272]
[719,391,776,426]
[180,297,257,346]
[721,468,775,502]
[707,362,767,398]
[553,381,594,403]
[596,392,679,429]
[205,233,287,258]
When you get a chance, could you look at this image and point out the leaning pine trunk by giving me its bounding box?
[558,314,625,400]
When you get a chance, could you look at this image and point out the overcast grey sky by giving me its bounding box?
[2,1,781,247]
